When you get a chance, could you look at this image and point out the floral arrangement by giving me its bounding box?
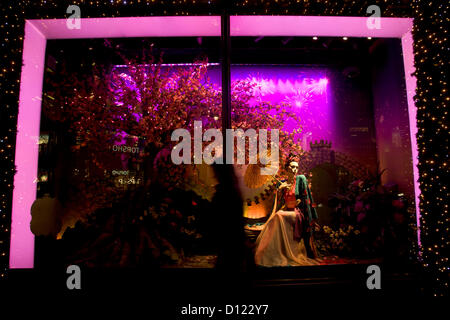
[316,225,360,256]
[315,167,416,260]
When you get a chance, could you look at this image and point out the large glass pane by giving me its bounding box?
[36,36,222,268]
[230,36,416,267]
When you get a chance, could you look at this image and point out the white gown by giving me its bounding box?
[254,190,320,267]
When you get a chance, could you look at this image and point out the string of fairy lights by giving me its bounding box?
[0,0,448,295]
[410,0,449,297]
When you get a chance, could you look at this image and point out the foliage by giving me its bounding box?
[315,225,360,257]
[315,167,416,260]
[43,51,303,226]
[62,186,213,267]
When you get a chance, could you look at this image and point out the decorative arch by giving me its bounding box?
[298,140,369,180]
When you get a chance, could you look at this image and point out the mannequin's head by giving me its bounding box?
[288,161,299,176]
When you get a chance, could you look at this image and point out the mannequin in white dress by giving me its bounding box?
[254,161,320,266]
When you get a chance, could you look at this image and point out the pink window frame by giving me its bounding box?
[11,16,418,268]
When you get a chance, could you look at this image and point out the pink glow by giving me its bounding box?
[30,16,221,39]
[12,16,420,268]
[230,16,412,38]
[240,74,331,144]
[402,30,421,248]
[11,21,47,268]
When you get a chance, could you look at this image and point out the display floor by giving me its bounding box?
[167,254,382,268]
[164,224,383,268]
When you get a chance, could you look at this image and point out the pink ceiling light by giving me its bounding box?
[12,15,418,268]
